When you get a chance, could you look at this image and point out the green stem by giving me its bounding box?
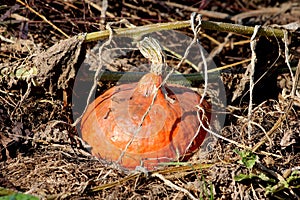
[83,20,289,42]
[98,71,216,86]
[84,20,190,42]
[96,60,298,86]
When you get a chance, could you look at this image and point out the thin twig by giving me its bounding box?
[16,0,69,38]
[207,58,251,73]
[231,2,293,23]
[151,173,198,200]
[90,162,214,192]
[201,33,233,69]
[164,1,230,20]
[10,80,32,118]
[84,0,115,18]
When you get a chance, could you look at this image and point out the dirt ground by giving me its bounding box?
[0,0,300,199]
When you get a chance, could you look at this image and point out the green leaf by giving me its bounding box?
[0,187,39,200]
[234,149,257,169]
[14,67,38,81]
[234,173,254,181]
[287,170,300,183]
[257,173,275,183]
[235,172,275,183]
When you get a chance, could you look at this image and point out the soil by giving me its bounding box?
[0,0,300,199]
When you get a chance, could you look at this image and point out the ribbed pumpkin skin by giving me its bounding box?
[81,73,211,170]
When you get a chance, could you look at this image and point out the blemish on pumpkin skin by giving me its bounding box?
[80,94,112,127]
[111,135,118,142]
[112,96,128,103]
[103,108,111,119]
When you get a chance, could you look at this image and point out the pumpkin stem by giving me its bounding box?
[138,37,165,75]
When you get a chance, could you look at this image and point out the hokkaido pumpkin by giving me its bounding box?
[81,37,211,170]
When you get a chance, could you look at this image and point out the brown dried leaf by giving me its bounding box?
[231,67,250,102]
[33,35,86,92]
[280,129,297,147]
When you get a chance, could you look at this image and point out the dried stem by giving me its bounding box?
[137,37,164,75]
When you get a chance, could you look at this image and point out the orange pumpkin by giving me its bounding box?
[80,37,211,170]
